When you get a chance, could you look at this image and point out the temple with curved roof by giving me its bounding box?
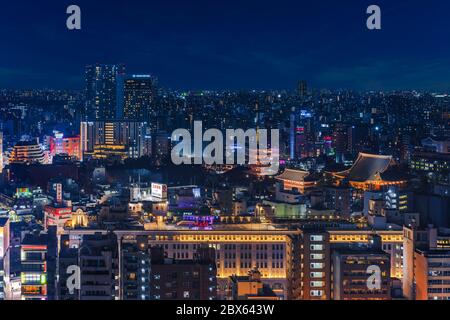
[276,169,318,193]
[331,153,408,191]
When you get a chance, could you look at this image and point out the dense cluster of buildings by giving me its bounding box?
[0,64,449,300]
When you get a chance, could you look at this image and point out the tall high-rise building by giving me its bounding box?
[117,74,157,121]
[300,231,331,300]
[20,241,49,300]
[149,246,217,300]
[331,246,391,300]
[58,233,118,300]
[80,121,149,160]
[297,80,307,99]
[415,249,450,300]
[153,131,170,164]
[85,64,126,120]
[119,235,151,300]
[20,229,57,300]
[333,123,349,164]
[403,225,450,300]
[3,221,23,300]
[348,125,369,156]
[0,218,7,300]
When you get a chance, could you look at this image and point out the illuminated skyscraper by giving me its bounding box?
[414,249,450,300]
[333,123,349,164]
[300,231,331,300]
[297,80,307,99]
[348,125,369,156]
[119,236,152,300]
[80,121,149,160]
[153,131,170,164]
[117,74,157,121]
[85,64,126,120]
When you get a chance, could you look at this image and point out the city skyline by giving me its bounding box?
[1,63,449,302]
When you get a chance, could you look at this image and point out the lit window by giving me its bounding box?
[310,235,323,242]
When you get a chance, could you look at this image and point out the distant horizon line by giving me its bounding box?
[1,87,450,94]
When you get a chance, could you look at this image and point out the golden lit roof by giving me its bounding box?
[276,169,311,182]
[335,153,393,182]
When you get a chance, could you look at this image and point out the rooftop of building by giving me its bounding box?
[412,150,450,160]
[143,222,292,232]
[263,198,304,205]
[336,153,394,182]
[22,232,52,246]
[415,248,450,256]
[333,247,390,256]
[14,139,40,147]
[63,220,406,239]
[276,168,319,182]
[245,286,278,298]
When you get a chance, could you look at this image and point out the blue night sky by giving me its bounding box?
[1,0,450,91]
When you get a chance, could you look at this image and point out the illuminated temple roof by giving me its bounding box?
[276,169,317,182]
[334,153,395,182]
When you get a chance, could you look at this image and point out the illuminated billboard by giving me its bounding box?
[151,183,167,199]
